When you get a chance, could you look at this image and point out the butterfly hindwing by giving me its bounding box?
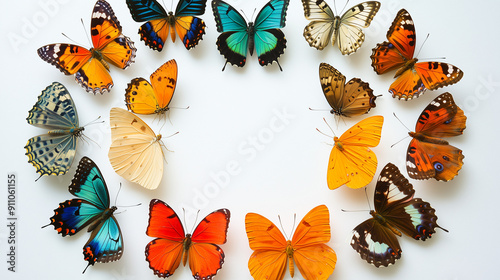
[319,62,377,117]
[351,163,446,267]
[145,199,230,279]
[25,82,83,178]
[302,1,380,54]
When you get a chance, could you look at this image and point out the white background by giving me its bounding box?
[1,0,498,279]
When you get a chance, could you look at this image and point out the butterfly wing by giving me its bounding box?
[375,163,447,240]
[245,212,288,280]
[25,82,82,177]
[108,107,164,189]
[336,1,380,55]
[292,205,337,280]
[370,8,415,75]
[145,199,185,277]
[327,115,383,189]
[319,63,377,117]
[37,44,92,75]
[126,59,177,115]
[302,0,336,50]
[253,0,290,68]
[174,0,207,49]
[351,218,402,267]
[188,208,230,279]
[414,61,464,92]
[212,0,249,69]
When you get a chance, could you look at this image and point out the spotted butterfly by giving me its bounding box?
[351,163,448,267]
[126,0,207,51]
[43,157,123,273]
[370,9,463,100]
[407,92,466,181]
[302,0,380,54]
[25,82,83,179]
[37,0,136,94]
[212,0,290,71]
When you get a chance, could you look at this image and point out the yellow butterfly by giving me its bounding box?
[108,107,165,190]
[326,115,383,190]
[125,59,177,115]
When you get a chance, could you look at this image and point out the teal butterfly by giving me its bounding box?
[212,0,290,71]
[43,157,123,273]
[25,82,83,179]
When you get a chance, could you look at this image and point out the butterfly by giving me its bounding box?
[245,205,337,280]
[370,8,463,100]
[319,62,377,118]
[43,156,123,273]
[37,0,136,94]
[25,82,83,179]
[326,115,383,190]
[212,0,290,71]
[406,92,466,181]
[145,199,230,279]
[125,59,178,115]
[302,1,380,54]
[351,162,448,267]
[126,0,207,51]
[108,107,166,190]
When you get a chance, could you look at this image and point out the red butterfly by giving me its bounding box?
[145,199,230,279]
[406,92,466,181]
[371,9,463,100]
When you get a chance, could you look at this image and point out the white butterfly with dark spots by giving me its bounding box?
[302,0,380,54]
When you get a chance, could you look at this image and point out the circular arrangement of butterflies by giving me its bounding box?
[24,0,468,279]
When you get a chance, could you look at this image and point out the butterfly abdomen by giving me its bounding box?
[370,210,402,237]
[90,48,110,71]
[48,127,84,137]
[286,241,295,278]
[394,57,417,78]
[409,132,449,145]
[247,22,255,56]
[88,206,117,233]
[183,234,192,266]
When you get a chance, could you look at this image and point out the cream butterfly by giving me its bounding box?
[302,1,380,54]
[108,107,165,190]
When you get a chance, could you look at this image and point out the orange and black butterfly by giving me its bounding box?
[145,199,230,279]
[370,9,463,100]
[37,0,136,94]
[406,92,466,181]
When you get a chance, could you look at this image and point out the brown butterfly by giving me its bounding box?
[319,62,377,118]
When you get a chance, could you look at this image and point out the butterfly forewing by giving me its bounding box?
[386,9,415,60]
[414,93,466,137]
[91,0,123,49]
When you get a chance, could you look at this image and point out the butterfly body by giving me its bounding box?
[212,0,290,71]
[319,63,377,118]
[145,199,230,279]
[351,163,447,267]
[38,0,136,94]
[302,1,380,54]
[371,9,463,100]
[127,0,207,51]
[406,92,466,181]
[44,157,123,272]
[246,205,336,280]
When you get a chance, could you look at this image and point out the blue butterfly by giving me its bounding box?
[25,82,83,179]
[126,0,207,51]
[212,0,290,71]
[43,157,123,273]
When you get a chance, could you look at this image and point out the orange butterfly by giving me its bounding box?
[37,0,136,94]
[326,115,383,190]
[370,9,463,100]
[407,92,466,181]
[125,59,177,115]
[145,199,230,279]
[245,205,337,280]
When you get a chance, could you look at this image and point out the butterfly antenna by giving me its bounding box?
[416,33,430,58]
[188,209,201,234]
[339,0,350,15]
[390,135,410,148]
[322,117,337,137]
[393,112,412,132]
[61,33,81,46]
[277,215,290,240]
[308,107,330,112]
[80,18,92,48]
[364,187,372,211]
